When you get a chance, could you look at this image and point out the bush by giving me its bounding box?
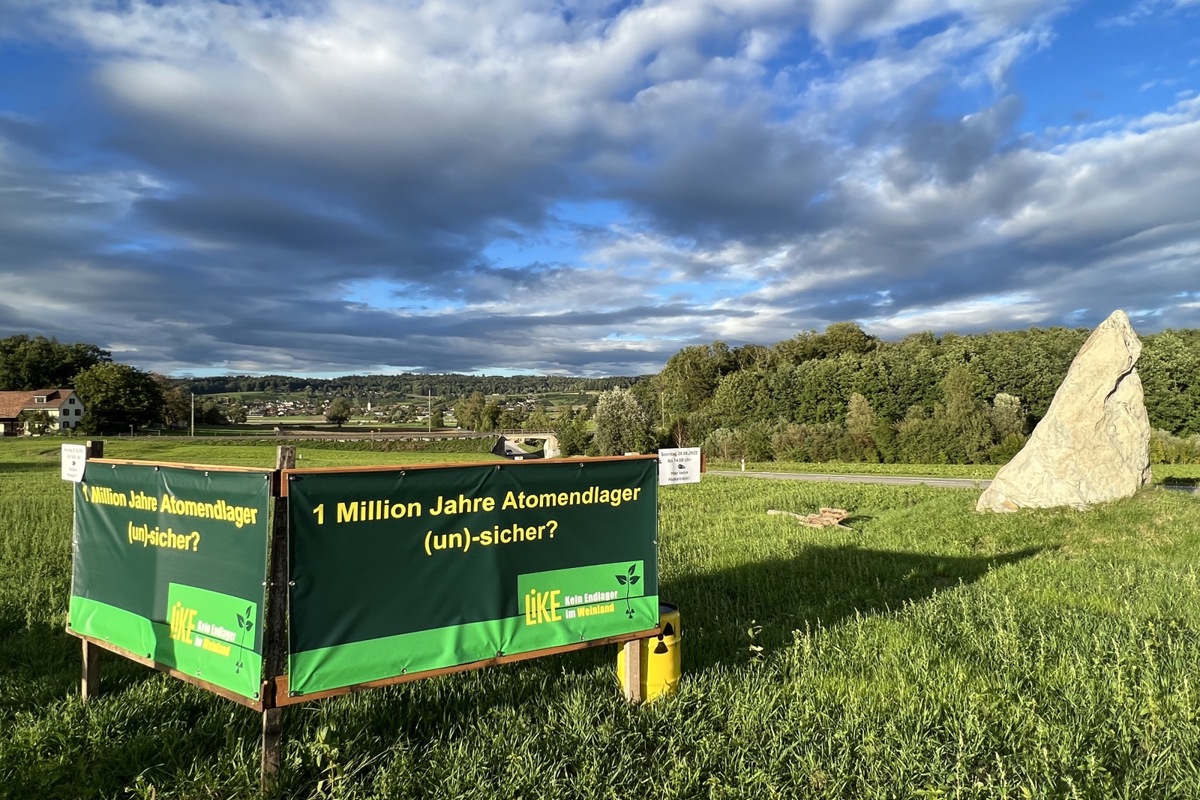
[702,424,773,461]
[989,432,1027,465]
[771,422,842,462]
[1150,429,1200,464]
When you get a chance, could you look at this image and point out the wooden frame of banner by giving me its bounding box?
[71,444,663,796]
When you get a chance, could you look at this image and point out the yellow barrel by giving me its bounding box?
[617,603,681,701]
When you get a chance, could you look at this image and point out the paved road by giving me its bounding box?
[708,470,1200,495]
[708,470,991,489]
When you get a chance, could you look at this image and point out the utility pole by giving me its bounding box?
[190,393,195,438]
[428,390,432,432]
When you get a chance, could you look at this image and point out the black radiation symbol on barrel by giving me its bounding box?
[654,620,675,654]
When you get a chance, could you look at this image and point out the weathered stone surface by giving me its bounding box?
[977,310,1152,512]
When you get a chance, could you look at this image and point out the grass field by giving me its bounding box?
[2,439,1200,798]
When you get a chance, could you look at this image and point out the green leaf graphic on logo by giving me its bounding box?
[618,563,640,617]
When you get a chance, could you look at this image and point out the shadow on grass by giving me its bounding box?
[662,544,1048,671]
[0,460,71,474]
[0,617,85,713]
[0,612,160,716]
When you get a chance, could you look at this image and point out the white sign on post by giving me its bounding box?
[61,443,87,483]
[658,447,701,486]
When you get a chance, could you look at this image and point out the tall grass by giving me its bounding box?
[1,439,1199,798]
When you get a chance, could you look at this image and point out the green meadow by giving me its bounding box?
[2,439,1200,798]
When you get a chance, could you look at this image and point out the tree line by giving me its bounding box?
[620,323,1200,464]
[3,324,1197,464]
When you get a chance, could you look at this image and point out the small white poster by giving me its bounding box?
[658,447,701,486]
[61,443,87,482]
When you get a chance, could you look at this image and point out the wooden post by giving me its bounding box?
[81,639,102,702]
[80,440,104,702]
[261,445,295,795]
[622,638,645,704]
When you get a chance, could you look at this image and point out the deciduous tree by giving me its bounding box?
[1141,331,1200,435]
[17,410,53,436]
[75,363,164,433]
[154,375,191,429]
[0,335,111,390]
[552,408,592,457]
[455,391,486,431]
[593,387,653,455]
[325,397,352,427]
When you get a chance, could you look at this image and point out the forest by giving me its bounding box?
[635,323,1200,465]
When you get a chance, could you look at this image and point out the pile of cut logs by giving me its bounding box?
[767,507,852,530]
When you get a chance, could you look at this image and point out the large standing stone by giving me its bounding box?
[977,310,1151,512]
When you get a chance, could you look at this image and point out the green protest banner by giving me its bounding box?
[285,457,658,696]
[68,463,271,700]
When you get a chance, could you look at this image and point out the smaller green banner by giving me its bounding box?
[517,560,647,625]
[69,588,263,700]
[163,584,261,697]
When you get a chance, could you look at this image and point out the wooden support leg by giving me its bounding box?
[81,639,101,702]
[261,707,283,796]
[260,445,294,797]
[80,441,106,704]
[622,639,645,704]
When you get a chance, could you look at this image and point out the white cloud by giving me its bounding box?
[806,0,1062,45]
[2,0,1198,374]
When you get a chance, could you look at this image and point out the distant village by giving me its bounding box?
[237,394,559,428]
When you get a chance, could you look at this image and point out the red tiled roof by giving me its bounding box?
[0,389,77,419]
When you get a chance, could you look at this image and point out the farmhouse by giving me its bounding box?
[0,388,85,435]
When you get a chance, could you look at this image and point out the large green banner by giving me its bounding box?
[68,463,271,701]
[286,458,658,695]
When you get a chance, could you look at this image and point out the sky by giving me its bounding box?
[0,0,1198,378]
